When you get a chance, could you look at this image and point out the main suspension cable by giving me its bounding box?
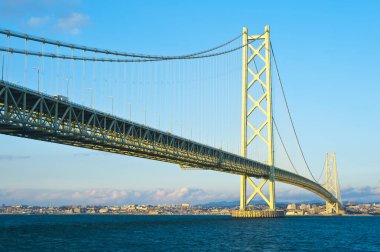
[317,160,326,184]
[0,29,242,59]
[0,34,264,63]
[274,120,298,175]
[252,58,299,175]
[270,42,318,182]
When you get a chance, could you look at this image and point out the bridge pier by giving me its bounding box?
[232,210,284,218]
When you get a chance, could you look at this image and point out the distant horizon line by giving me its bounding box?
[2,200,379,208]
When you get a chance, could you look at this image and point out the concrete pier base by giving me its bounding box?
[232,210,285,218]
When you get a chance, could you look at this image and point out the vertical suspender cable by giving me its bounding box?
[174,60,179,134]
[50,53,53,95]
[130,61,133,120]
[82,50,86,105]
[144,62,146,125]
[170,59,172,131]
[154,60,157,128]
[62,57,66,96]
[141,62,145,124]
[185,59,189,138]
[270,43,316,182]
[181,59,183,136]
[101,57,104,110]
[152,60,155,127]
[56,45,60,94]
[24,38,28,87]
[148,60,151,126]
[137,61,141,123]
[41,42,45,92]
[213,56,216,147]
[6,34,9,81]
[200,58,203,143]
[71,48,74,99]
[7,35,11,82]
[92,52,96,109]
[199,58,202,143]
[123,60,126,117]
[251,52,298,174]
[138,60,142,123]
[180,59,182,136]
[72,48,76,103]
[116,57,119,116]
[104,57,107,111]
[199,58,202,142]
[158,60,161,129]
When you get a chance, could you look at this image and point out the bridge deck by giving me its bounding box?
[0,81,342,208]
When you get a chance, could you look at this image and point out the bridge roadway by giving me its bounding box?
[0,81,342,208]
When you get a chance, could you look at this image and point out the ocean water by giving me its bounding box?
[0,215,379,251]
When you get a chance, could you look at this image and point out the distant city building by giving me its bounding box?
[0,203,378,216]
[99,208,109,214]
[286,203,296,210]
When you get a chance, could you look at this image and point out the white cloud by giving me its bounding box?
[56,12,89,35]
[0,0,82,18]
[340,186,380,202]
[27,16,50,27]
[23,12,90,35]
[1,186,379,206]
[0,188,236,206]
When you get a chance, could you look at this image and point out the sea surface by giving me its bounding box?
[0,215,379,251]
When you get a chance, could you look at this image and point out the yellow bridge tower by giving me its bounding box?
[324,152,342,215]
[232,25,284,218]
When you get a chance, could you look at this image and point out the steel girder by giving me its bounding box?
[0,81,342,208]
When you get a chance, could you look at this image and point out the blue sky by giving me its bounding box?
[0,0,379,205]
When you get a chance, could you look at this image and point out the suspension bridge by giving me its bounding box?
[0,25,342,217]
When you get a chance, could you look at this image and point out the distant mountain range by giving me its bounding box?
[196,199,325,207]
[196,200,379,207]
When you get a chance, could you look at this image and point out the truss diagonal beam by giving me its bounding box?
[246,177,270,206]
